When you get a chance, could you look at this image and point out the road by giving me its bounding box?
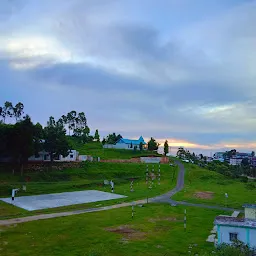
[0,161,241,226]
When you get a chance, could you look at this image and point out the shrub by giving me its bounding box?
[240,176,248,183]
[245,182,256,190]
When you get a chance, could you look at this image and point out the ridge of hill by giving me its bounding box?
[68,139,162,160]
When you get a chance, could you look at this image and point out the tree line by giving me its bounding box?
[0,101,100,175]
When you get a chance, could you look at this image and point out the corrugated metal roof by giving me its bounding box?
[243,204,256,209]
[117,136,146,145]
[214,216,256,228]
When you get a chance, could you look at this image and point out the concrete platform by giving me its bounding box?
[0,190,127,211]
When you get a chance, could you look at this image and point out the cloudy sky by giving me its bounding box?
[0,0,256,155]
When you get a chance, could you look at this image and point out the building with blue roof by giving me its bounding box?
[111,136,147,150]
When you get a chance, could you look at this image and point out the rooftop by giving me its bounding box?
[117,136,146,145]
[214,216,256,228]
[243,204,256,209]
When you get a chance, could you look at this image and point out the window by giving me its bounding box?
[229,233,238,241]
[70,154,73,158]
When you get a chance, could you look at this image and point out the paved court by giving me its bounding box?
[0,190,127,211]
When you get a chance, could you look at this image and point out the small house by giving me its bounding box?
[214,204,256,248]
[104,136,147,150]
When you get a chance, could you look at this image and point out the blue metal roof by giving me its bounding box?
[116,136,146,145]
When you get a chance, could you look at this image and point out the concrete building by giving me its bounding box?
[251,157,256,167]
[28,151,50,162]
[56,150,79,162]
[28,150,90,162]
[103,136,147,150]
[214,204,256,248]
[230,157,243,166]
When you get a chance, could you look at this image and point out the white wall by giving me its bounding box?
[28,152,50,161]
[245,208,256,219]
[249,228,256,247]
[103,143,137,150]
[218,225,256,247]
[59,150,78,162]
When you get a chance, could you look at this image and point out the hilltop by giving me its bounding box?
[68,139,162,160]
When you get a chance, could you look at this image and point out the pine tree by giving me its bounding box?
[164,140,169,156]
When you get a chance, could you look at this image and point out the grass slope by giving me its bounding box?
[172,163,256,208]
[0,204,227,256]
[69,140,161,159]
[0,162,177,219]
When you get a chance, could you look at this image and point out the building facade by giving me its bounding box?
[103,136,147,150]
[229,158,243,166]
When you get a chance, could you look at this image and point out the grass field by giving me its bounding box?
[0,204,227,256]
[0,162,178,219]
[69,141,161,159]
[172,163,256,208]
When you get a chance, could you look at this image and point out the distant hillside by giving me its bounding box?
[68,139,162,160]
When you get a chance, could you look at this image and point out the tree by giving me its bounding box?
[94,129,100,142]
[73,112,87,137]
[33,123,44,157]
[9,115,36,176]
[44,116,70,165]
[1,101,13,123]
[241,157,250,166]
[177,147,186,158]
[105,133,122,144]
[66,111,77,135]
[164,140,169,156]
[102,138,106,145]
[130,142,133,148]
[147,137,159,151]
[13,102,24,121]
[139,142,143,151]
[227,149,236,159]
[251,151,255,157]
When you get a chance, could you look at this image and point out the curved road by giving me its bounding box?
[0,161,240,226]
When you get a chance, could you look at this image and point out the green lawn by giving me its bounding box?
[69,141,161,159]
[172,163,256,208]
[0,204,227,256]
[0,162,177,219]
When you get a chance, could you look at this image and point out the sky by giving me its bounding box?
[0,0,256,155]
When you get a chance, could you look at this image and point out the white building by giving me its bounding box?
[214,204,256,248]
[28,150,89,162]
[230,157,243,166]
[56,150,79,162]
[28,151,50,161]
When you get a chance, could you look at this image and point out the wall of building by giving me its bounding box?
[218,225,247,245]
[103,143,141,150]
[217,225,256,247]
[28,152,50,161]
[249,228,256,247]
[245,208,256,219]
[59,150,79,162]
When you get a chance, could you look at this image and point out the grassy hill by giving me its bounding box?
[1,204,226,256]
[172,162,256,208]
[68,139,162,159]
[0,162,177,219]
